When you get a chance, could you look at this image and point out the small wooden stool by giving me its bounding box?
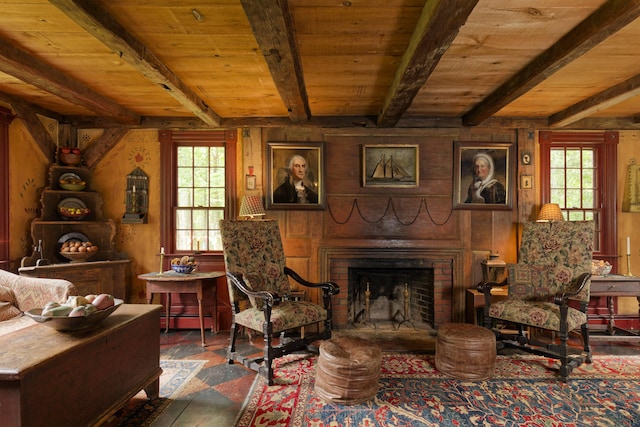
[435,323,496,380]
[315,336,382,404]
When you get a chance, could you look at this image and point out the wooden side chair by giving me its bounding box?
[220,219,339,385]
[479,220,594,381]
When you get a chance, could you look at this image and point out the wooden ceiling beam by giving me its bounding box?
[0,90,64,123]
[7,101,57,162]
[82,128,129,169]
[240,0,310,123]
[58,112,640,131]
[463,0,640,126]
[377,0,479,128]
[549,73,640,127]
[0,38,140,125]
[49,0,221,127]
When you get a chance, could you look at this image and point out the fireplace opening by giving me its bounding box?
[348,261,434,330]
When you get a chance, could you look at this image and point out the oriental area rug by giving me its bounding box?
[236,353,640,427]
[105,359,205,427]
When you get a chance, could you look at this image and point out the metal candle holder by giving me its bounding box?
[625,254,633,277]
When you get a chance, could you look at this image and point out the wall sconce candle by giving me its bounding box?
[123,167,148,223]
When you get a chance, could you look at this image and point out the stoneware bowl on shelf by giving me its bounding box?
[58,206,90,220]
[24,299,123,331]
[59,250,97,263]
[59,182,86,191]
[59,152,82,166]
[171,264,195,274]
[58,173,86,191]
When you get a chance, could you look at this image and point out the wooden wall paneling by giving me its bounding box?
[517,128,537,224]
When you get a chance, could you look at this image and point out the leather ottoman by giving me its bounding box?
[315,336,382,404]
[435,323,496,380]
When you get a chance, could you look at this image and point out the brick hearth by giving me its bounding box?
[319,247,464,329]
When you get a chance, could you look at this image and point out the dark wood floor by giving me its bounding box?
[105,326,640,426]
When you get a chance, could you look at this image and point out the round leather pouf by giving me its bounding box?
[315,336,382,404]
[435,323,496,380]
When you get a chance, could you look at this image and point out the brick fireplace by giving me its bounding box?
[319,247,464,329]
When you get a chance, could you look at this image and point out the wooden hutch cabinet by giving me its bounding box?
[19,163,130,300]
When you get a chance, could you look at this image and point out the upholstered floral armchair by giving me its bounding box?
[478,220,594,381]
[220,219,339,386]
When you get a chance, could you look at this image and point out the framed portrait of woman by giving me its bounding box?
[453,141,514,210]
[266,141,325,210]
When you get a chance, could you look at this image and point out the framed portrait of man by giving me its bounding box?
[266,141,325,210]
[453,141,514,210]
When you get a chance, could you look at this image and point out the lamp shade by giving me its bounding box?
[239,195,266,219]
[537,203,564,222]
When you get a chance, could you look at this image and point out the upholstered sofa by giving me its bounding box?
[0,269,77,335]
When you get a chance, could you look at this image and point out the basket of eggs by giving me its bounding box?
[59,240,99,263]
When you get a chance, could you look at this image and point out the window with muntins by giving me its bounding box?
[176,145,226,251]
[159,130,237,255]
[539,131,618,267]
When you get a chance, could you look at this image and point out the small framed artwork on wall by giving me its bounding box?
[520,175,533,189]
[453,141,515,210]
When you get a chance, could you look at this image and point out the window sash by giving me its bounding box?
[159,130,237,255]
[539,130,618,268]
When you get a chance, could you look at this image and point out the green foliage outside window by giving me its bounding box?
[175,146,226,251]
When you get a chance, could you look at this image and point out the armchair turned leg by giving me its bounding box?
[228,323,239,365]
[581,322,592,363]
[263,323,275,386]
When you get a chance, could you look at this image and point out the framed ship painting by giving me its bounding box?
[361,144,419,188]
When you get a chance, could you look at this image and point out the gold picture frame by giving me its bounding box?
[266,142,325,210]
[453,141,514,210]
[361,144,419,188]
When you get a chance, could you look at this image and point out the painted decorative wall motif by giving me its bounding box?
[622,158,640,213]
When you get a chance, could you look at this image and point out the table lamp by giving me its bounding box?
[537,203,564,222]
[239,195,266,219]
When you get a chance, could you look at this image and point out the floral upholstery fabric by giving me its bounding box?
[489,299,587,332]
[234,300,327,333]
[489,221,594,332]
[220,220,292,308]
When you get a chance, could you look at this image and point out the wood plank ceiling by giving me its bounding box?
[1,0,640,131]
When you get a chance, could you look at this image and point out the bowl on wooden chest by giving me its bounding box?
[24,299,123,331]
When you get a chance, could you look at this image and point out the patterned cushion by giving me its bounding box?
[234,300,327,333]
[507,264,555,300]
[0,285,21,321]
[489,299,587,332]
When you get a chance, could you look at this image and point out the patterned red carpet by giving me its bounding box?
[236,353,640,427]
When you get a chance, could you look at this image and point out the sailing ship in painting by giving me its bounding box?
[371,154,411,181]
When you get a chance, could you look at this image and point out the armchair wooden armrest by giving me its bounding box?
[285,267,340,296]
[554,272,591,305]
[225,272,282,307]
